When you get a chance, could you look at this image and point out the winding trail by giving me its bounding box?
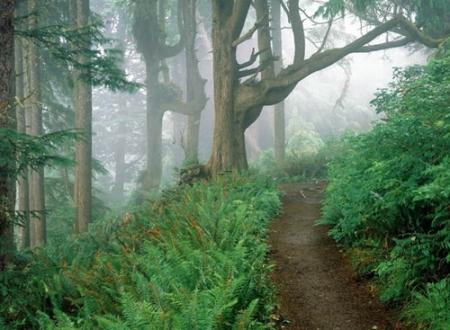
[269,182,404,330]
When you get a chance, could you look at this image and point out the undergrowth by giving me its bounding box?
[0,175,281,329]
[321,52,450,329]
[252,138,343,182]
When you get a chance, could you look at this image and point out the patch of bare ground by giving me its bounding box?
[269,182,405,330]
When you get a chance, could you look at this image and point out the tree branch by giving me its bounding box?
[238,48,265,69]
[354,37,412,52]
[232,14,267,48]
[288,0,305,64]
[239,14,444,110]
[230,0,252,40]
[314,17,334,54]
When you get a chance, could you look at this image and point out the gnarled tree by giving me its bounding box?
[207,0,448,176]
[132,0,206,189]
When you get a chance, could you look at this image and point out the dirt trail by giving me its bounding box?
[269,182,403,330]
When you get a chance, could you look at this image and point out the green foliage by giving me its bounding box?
[0,129,79,177]
[15,3,139,92]
[252,137,344,182]
[317,0,450,38]
[405,278,450,330]
[321,52,450,328]
[1,175,281,329]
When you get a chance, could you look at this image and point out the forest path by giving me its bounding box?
[269,182,403,330]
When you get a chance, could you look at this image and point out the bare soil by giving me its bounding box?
[269,181,404,330]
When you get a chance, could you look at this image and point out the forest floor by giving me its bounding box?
[269,181,405,330]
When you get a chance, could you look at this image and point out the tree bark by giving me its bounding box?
[271,0,285,164]
[0,0,16,268]
[144,59,164,189]
[183,0,206,165]
[207,1,240,175]
[74,0,92,233]
[15,20,30,249]
[27,0,46,247]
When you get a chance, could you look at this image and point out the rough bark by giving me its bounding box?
[207,1,241,175]
[73,0,92,233]
[0,0,16,269]
[27,0,46,247]
[271,0,285,164]
[15,22,30,249]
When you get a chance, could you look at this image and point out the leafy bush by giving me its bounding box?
[1,175,281,329]
[321,52,450,328]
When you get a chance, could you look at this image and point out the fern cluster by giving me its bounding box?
[321,52,450,329]
[1,174,281,329]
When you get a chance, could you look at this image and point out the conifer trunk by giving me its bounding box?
[0,0,16,268]
[27,0,46,247]
[144,61,164,189]
[15,25,30,249]
[74,0,92,233]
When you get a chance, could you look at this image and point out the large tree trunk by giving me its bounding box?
[74,0,92,233]
[0,0,16,269]
[208,1,240,175]
[15,23,30,249]
[271,0,285,164]
[27,0,46,247]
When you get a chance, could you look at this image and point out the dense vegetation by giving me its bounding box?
[321,51,450,328]
[1,175,280,329]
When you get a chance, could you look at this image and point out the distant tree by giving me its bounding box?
[132,0,206,189]
[27,0,46,246]
[73,0,92,234]
[183,0,207,165]
[271,0,285,164]
[207,0,448,175]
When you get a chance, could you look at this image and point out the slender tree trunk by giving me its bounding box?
[271,0,285,164]
[74,0,92,233]
[0,0,16,269]
[183,0,205,165]
[208,2,239,175]
[144,60,164,190]
[111,97,127,201]
[186,112,200,164]
[15,27,30,249]
[27,0,46,247]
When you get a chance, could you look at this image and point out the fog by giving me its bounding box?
[90,1,429,201]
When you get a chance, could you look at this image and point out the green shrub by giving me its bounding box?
[1,174,281,329]
[405,278,450,330]
[321,52,450,328]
